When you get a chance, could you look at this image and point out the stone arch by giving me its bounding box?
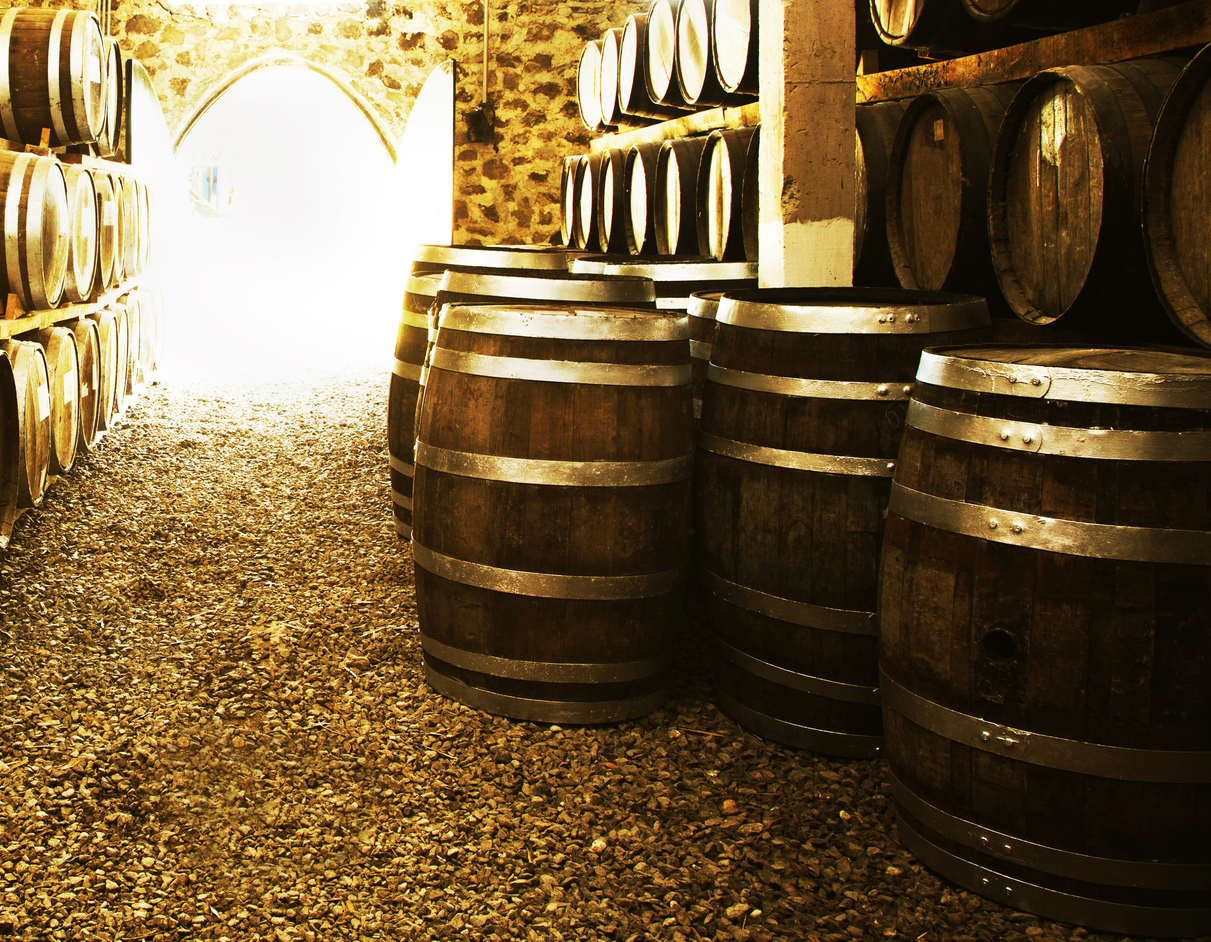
[173,52,398,162]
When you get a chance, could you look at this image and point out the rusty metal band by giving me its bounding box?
[700,568,877,635]
[412,541,686,600]
[397,307,429,331]
[388,454,414,477]
[421,633,669,684]
[708,364,914,401]
[392,358,422,382]
[714,689,884,759]
[689,340,712,360]
[880,669,1211,783]
[906,399,1211,461]
[415,440,693,487]
[893,811,1211,939]
[437,304,686,342]
[0,10,17,141]
[717,296,989,334]
[440,269,655,305]
[713,634,880,704]
[4,153,31,306]
[889,769,1211,891]
[390,488,412,511]
[430,347,691,388]
[916,349,1211,408]
[889,482,1211,565]
[698,432,896,477]
[423,662,667,725]
[47,10,69,145]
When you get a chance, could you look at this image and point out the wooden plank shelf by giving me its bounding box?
[0,282,140,341]
[588,102,759,153]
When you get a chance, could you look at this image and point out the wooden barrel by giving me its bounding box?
[0,151,69,311]
[413,303,694,723]
[887,83,1020,299]
[89,307,119,432]
[0,339,51,508]
[646,0,693,109]
[70,317,100,454]
[576,151,604,254]
[854,100,906,287]
[110,171,126,286]
[712,0,758,96]
[136,179,150,274]
[410,243,569,276]
[30,326,79,476]
[676,0,754,107]
[594,148,628,255]
[695,288,991,757]
[0,350,18,547]
[0,9,106,147]
[961,0,1135,29]
[94,170,117,290]
[118,175,138,281]
[111,300,130,417]
[598,27,653,129]
[880,344,1211,938]
[989,58,1186,342]
[62,164,98,304]
[687,289,723,423]
[1145,43,1211,349]
[618,14,695,122]
[698,127,757,261]
[870,0,1026,56]
[656,136,709,256]
[559,156,578,247]
[577,40,610,133]
[92,38,123,160]
[624,141,662,255]
[144,286,165,373]
[741,123,759,262]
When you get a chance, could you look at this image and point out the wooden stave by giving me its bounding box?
[0,350,17,546]
[0,151,69,311]
[110,301,130,419]
[559,155,578,248]
[696,289,992,757]
[412,303,693,723]
[618,14,696,122]
[696,127,757,262]
[687,288,724,422]
[854,99,906,287]
[711,0,758,96]
[70,317,100,454]
[740,126,759,263]
[120,291,146,396]
[118,175,139,281]
[0,339,51,509]
[879,343,1211,937]
[645,0,693,109]
[61,164,98,304]
[575,150,604,253]
[655,136,710,256]
[1144,43,1211,350]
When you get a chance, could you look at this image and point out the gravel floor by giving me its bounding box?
[0,356,1200,942]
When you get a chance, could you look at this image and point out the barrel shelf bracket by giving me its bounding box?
[0,280,143,341]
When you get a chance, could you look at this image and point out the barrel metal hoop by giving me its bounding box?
[392,358,422,382]
[893,809,1211,939]
[917,349,1211,408]
[714,689,884,759]
[413,541,686,600]
[880,669,1211,783]
[889,768,1211,891]
[430,348,691,388]
[394,518,412,538]
[47,9,70,145]
[4,153,31,308]
[700,568,877,635]
[708,364,915,401]
[422,662,667,725]
[0,9,18,141]
[389,488,412,511]
[717,297,990,334]
[397,308,429,331]
[440,270,656,305]
[907,399,1211,460]
[415,440,694,487]
[713,634,880,704]
[421,633,669,684]
[888,482,1211,565]
[699,431,896,477]
[689,340,713,360]
[437,305,686,342]
[388,455,414,477]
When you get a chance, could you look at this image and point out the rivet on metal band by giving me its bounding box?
[421,633,669,684]
[430,348,691,388]
[888,768,1211,891]
[713,634,880,704]
[906,399,1211,461]
[717,297,990,334]
[888,482,1211,566]
[699,567,877,636]
[436,304,686,342]
[699,432,896,477]
[389,488,412,511]
[415,440,693,487]
[412,541,687,600]
[388,455,414,477]
[879,669,1211,783]
[392,358,422,382]
[708,364,915,401]
[0,9,18,141]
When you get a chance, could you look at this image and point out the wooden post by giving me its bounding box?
[758,0,856,287]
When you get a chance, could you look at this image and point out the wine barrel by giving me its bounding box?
[136,179,150,274]
[594,148,628,255]
[410,243,569,277]
[598,27,653,130]
[0,350,18,547]
[144,286,165,373]
[62,164,98,304]
[70,317,100,454]
[741,123,759,262]
[656,136,709,256]
[0,339,51,508]
[687,289,723,422]
[111,300,130,417]
[646,0,693,109]
[870,0,1026,56]
[413,303,694,723]
[989,58,1186,342]
[619,13,695,122]
[961,0,1135,29]
[677,0,754,107]
[854,100,906,287]
[712,0,758,96]
[109,172,126,287]
[120,291,143,396]
[118,175,139,281]
[559,155,578,248]
[577,40,611,133]
[89,307,119,432]
[624,142,662,255]
[576,150,605,254]
[30,326,79,476]
[698,127,757,261]
[880,344,1211,938]
[1145,43,1211,349]
[94,170,117,290]
[93,38,123,160]
[0,9,106,147]
[695,288,991,757]
[886,83,1020,299]
[0,151,69,311]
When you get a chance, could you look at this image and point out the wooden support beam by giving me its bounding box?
[758,0,856,287]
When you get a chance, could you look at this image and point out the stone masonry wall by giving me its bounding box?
[48,0,634,244]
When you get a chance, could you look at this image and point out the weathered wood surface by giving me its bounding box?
[854,99,907,287]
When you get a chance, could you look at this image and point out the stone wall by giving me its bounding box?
[70,0,633,244]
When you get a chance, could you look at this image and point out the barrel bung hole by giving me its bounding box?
[981,628,1019,660]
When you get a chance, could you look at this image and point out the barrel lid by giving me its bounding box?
[440,268,656,305]
[918,344,1211,408]
[412,244,569,272]
[438,303,689,342]
[718,288,990,335]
